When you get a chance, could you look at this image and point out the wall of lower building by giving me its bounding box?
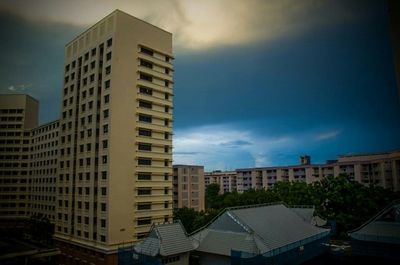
[196,252,230,265]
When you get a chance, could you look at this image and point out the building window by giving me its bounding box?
[164,201,169,208]
[164,132,169,139]
[104,95,110,104]
[137,218,151,226]
[105,80,111,89]
[103,124,108,134]
[137,188,151,195]
[106,52,112,61]
[137,203,151,210]
[103,109,109,118]
[139,128,152,137]
[139,73,152,82]
[140,47,153,56]
[138,173,151,180]
[164,174,169,181]
[138,143,151,151]
[101,171,107,180]
[139,86,152,95]
[139,114,152,123]
[139,100,152,109]
[105,66,111,75]
[101,187,107,196]
[140,59,153,69]
[103,140,108,149]
[107,38,112,47]
[101,219,106,228]
[102,156,107,164]
[138,158,151,165]
[164,187,169,195]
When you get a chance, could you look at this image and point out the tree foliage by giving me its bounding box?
[174,174,400,237]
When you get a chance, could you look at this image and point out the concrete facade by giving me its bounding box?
[0,94,38,219]
[30,120,60,221]
[235,151,400,192]
[54,9,174,262]
[173,165,205,211]
[204,171,237,194]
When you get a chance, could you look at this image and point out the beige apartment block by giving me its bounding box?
[235,151,400,193]
[204,171,237,194]
[55,10,173,264]
[336,151,400,191]
[30,120,59,222]
[173,165,205,211]
[0,94,38,220]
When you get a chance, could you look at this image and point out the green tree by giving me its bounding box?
[205,183,221,209]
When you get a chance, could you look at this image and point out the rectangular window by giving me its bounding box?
[138,188,151,195]
[105,66,111,75]
[140,59,153,69]
[138,158,151,165]
[138,143,151,151]
[104,95,109,104]
[101,219,106,228]
[101,171,107,180]
[139,100,152,109]
[107,38,112,47]
[139,86,152,95]
[139,128,152,137]
[137,218,151,226]
[139,73,152,82]
[140,47,153,56]
[138,173,151,180]
[101,187,107,196]
[102,156,107,164]
[137,203,151,210]
[103,140,108,149]
[106,52,112,61]
[103,109,109,118]
[105,80,110,89]
[139,114,152,123]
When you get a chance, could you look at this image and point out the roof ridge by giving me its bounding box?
[348,199,400,234]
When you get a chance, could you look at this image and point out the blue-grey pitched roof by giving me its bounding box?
[192,203,330,257]
[134,221,194,257]
[290,207,327,226]
[350,200,400,244]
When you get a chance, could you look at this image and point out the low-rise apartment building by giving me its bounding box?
[173,165,205,211]
[235,151,400,192]
[204,171,237,194]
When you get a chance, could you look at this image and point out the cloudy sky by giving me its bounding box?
[1,0,399,170]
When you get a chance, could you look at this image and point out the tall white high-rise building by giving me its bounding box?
[55,10,173,264]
